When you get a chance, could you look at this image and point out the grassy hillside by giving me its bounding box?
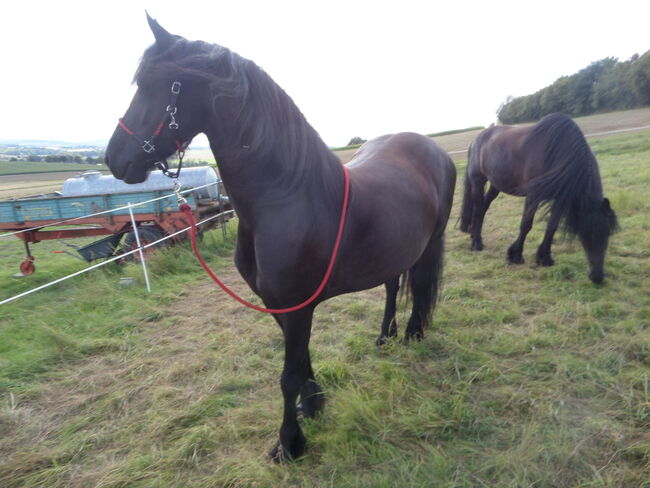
[334,107,650,164]
[0,126,649,487]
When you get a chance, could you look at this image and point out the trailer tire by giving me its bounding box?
[120,226,166,261]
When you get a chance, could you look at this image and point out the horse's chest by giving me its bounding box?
[234,233,259,293]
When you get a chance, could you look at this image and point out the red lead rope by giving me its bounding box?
[179,166,351,314]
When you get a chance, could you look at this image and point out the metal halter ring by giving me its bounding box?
[142,140,156,154]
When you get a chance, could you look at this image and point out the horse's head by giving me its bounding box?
[105,14,209,183]
[579,197,619,284]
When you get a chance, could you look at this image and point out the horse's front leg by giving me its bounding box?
[472,185,500,251]
[469,181,486,250]
[507,196,538,264]
[269,307,322,462]
[536,207,562,266]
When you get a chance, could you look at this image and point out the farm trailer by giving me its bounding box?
[0,167,231,275]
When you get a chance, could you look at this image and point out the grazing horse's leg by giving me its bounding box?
[469,180,486,250]
[482,185,500,215]
[269,307,318,462]
[405,233,444,341]
[472,185,499,250]
[536,207,562,266]
[507,196,538,264]
[376,276,400,346]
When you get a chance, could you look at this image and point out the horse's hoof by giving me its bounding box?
[507,247,524,264]
[471,241,484,251]
[589,270,604,284]
[402,331,423,344]
[536,254,554,267]
[376,335,396,347]
[268,435,306,463]
[269,442,293,464]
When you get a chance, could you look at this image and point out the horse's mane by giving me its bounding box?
[134,38,340,188]
[524,113,614,238]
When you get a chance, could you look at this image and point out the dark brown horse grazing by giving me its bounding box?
[460,113,618,283]
[104,15,456,461]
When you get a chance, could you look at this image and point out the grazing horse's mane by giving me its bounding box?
[134,37,341,187]
[524,113,617,238]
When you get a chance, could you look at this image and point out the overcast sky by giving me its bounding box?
[1,0,648,147]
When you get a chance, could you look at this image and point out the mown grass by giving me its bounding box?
[0,130,649,487]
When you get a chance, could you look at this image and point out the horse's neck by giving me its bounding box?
[201,63,345,226]
[206,129,344,227]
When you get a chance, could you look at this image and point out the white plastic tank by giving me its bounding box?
[61,167,222,200]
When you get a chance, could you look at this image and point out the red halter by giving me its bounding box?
[118,81,187,178]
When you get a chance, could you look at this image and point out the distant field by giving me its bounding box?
[0,171,113,200]
[0,161,108,176]
[335,107,650,163]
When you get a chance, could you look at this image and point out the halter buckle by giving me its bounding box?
[173,178,187,205]
[167,105,179,129]
[171,81,181,94]
[142,140,155,154]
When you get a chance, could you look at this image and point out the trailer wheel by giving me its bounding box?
[19,257,36,276]
[121,226,166,261]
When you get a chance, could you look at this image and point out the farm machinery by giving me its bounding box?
[0,167,231,275]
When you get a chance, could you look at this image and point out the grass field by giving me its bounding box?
[0,114,649,487]
[0,161,108,176]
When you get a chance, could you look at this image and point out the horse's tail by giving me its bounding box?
[524,113,601,236]
[459,142,474,233]
[401,233,445,330]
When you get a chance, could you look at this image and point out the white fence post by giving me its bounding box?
[127,202,152,293]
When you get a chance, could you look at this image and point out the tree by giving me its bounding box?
[497,51,650,123]
[347,136,366,146]
[631,51,650,106]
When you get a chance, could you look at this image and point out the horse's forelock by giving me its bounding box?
[134,38,237,86]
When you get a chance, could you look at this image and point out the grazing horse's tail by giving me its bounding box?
[524,113,604,236]
[459,141,474,233]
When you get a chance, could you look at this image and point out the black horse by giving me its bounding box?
[105,15,456,461]
[460,113,618,283]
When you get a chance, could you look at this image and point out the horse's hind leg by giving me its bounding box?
[376,276,400,346]
[536,207,562,266]
[507,196,538,264]
[405,234,444,342]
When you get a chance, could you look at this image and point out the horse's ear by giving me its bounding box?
[146,12,175,49]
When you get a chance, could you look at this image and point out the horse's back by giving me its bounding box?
[347,132,455,200]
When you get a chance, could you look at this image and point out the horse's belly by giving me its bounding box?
[329,216,436,294]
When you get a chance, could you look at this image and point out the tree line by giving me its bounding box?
[497,50,650,124]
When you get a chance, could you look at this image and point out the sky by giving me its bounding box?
[1,0,648,148]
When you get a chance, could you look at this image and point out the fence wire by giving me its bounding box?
[2,123,650,305]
